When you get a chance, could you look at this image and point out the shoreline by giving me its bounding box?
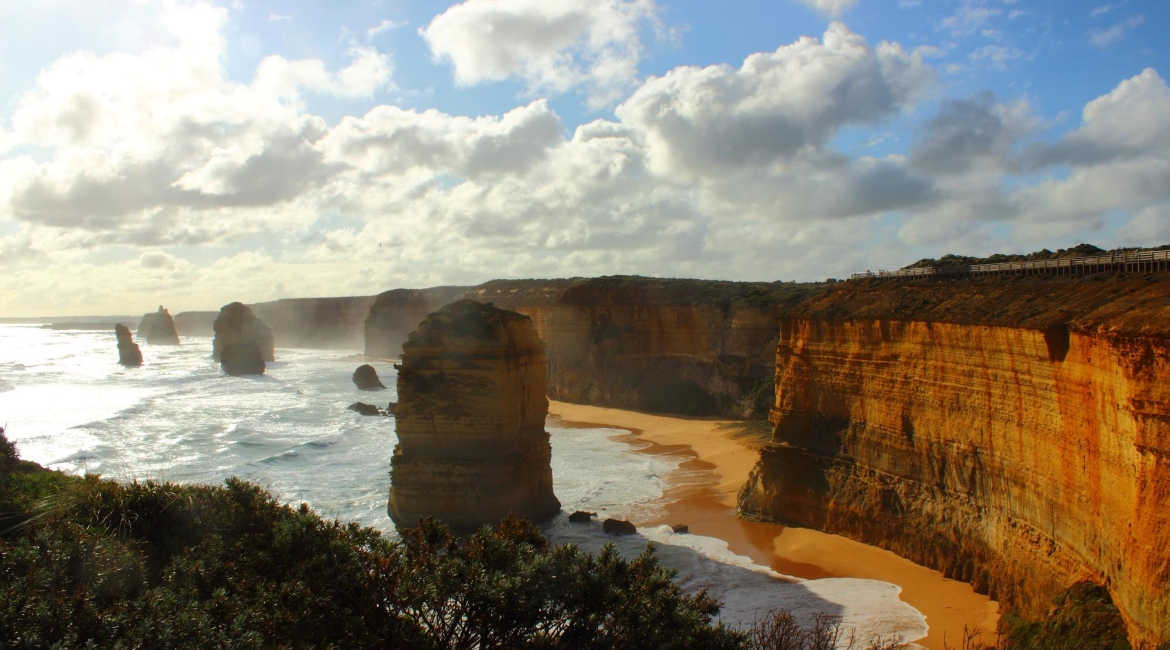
[548,400,1000,650]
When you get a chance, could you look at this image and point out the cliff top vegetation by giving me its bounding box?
[903,244,1170,269]
[468,276,822,310]
[793,271,1170,337]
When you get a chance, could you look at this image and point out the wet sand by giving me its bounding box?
[548,400,1000,650]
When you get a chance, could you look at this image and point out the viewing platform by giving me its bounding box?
[851,248,1170,281]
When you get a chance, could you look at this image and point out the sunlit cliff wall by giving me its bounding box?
[738,275,1170,646]
[464,277,821,417]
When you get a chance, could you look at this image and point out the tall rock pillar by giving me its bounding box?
[388,300,560,531]
[212,302,275,376]
[146,306,181,345]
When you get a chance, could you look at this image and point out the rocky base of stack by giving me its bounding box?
[389,431,560,530]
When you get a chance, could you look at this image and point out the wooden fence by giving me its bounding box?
[850,249,1170,281]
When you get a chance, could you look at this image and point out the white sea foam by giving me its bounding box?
[0,324,929,646]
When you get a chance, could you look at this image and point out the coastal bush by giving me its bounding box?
[0,449,744,649]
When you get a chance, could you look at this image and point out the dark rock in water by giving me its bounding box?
[220,343,266,376]
[348,402,383,416]
[602,518,637,536]
[147,305,180,345]
[671,524,689,534]
[353,364,385,390]
[386,402,397,415]
[213,302,274,364]
[568,510,596,523]
[115,324,143,366]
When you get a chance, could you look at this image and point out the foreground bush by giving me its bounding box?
[0,432,743,648]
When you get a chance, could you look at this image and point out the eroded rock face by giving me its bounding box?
[352,364,385,390]
[364,278,823,418]
[146,306,180,345]
[115,324,142,366]
[212,303,274,375]
[738,315,1170,646]
[220,343,265,376]
[363,287,469,358]
[388,300,560,531]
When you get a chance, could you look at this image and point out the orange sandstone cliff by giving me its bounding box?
[738,273,1170,646]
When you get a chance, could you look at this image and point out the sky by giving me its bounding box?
[0,0,1167,316]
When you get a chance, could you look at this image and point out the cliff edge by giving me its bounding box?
[738,272,1170,646]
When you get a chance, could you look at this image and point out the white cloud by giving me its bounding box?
[968,44,1024,70]
[367,18,407,41]
[420,0,660,108]
[267,13,291,22]
[941,4,1003,37]
[1091,3,1124,18]
[1116,204,1170,245]
[1088,14,1144,47]
[616,22,933,182]
[795,0,858,18]
[4,7,1170,316]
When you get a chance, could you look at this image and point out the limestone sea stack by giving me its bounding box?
[388,300,560,531]
[115,324,143,366]
[212,302,274,376]
[146,306,180,345]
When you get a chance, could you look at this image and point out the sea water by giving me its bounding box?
[0,325,928,645]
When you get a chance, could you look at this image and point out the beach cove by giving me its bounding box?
[549,401,1001,650]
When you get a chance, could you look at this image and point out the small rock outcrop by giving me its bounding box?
[212,303,274,376]
[602,518,637,536]
[146,306,180,345]
[352,364,385,390]
[568,511,596,523]
[348,402,384,416]
[671,524,689,534]
[388,300,560,531]
[385,402,397,416]
[115,324,143,366]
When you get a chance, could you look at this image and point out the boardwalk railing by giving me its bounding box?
[850,249,1170,281]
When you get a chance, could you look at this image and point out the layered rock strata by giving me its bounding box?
[363,287,468,358]
[365,277,820,417]
[115,324,143,366]
[146,306,180,345]
[388,300,560,531]
[212,303,274,375]
[738,274,1170,647]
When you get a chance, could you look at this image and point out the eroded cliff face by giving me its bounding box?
[462,277,820,417]
[249,296,376,350]
[363,287,468,358]
[388,300,559,531]
[739,275,1170,646]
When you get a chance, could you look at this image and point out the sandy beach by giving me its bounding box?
[548,400,1000,650]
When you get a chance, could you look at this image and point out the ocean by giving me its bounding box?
[0,324,928,645]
